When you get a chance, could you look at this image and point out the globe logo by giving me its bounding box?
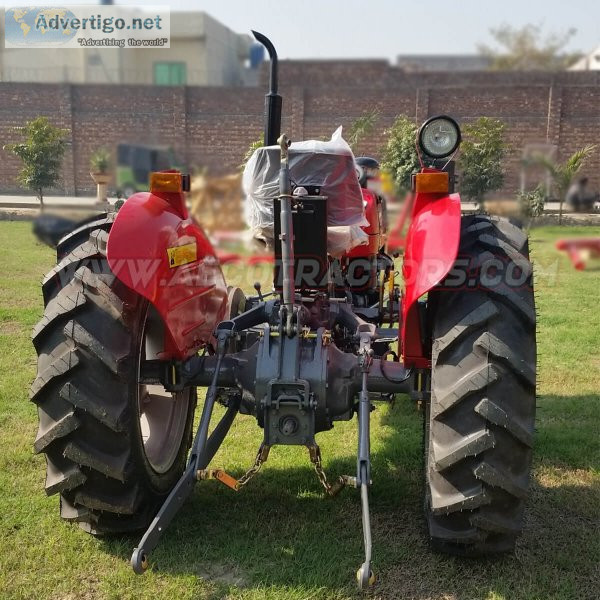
[5,7,78,46]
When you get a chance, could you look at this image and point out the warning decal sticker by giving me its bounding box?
[167,242,197,268]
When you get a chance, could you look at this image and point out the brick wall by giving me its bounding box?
[0,66,599,196]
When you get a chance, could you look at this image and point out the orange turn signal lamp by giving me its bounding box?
[150,171,190,193]
[412,171,449,194]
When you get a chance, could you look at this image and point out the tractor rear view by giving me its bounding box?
[31,32,536,590]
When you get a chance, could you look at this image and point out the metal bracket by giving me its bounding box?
[355,335,376,590]
[196,444,271,493]
[197,469,241,491]
[131,325,235,575]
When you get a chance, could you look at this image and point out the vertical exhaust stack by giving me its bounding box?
[252,31,282,146]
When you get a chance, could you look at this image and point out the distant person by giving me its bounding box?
[565,177,597,212]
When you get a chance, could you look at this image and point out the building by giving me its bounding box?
[396,54,491,72]
[569,45,600,71]
[0,11,255,85]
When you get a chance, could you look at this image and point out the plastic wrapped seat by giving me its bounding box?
[243,127,367,254]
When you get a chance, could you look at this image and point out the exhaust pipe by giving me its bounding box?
[252,30,282,146]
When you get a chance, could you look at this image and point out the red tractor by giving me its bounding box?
[31,32,536,590]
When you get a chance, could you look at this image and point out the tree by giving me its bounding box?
[459,117,508,207]
[380,115,420,194]
[4,116,68,208]
[478,24,581,71]
[347,109,379,155]
[534,145,596,225]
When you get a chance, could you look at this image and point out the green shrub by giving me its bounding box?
[380,115,420,194]
[459,117,508,207]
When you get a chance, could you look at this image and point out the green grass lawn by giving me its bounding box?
[0,222,598,600]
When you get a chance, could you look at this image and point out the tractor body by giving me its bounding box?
[31,32,537,591]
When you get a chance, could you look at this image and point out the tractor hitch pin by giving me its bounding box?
[308,445,356,497]
[197,469,241,491]
[197,444,271,491]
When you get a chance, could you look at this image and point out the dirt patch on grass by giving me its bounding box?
[194,562,249,587]
[535,465,599,488]
[55,575,101,600]
[0,320,22,335]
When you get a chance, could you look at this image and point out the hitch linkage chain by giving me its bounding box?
[236,443,271,489]
[308,445,356,497]
[197,444,271,491]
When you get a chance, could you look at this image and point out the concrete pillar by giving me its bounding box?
[546,84,563,148]
[289,86,305,141]
[415,88,430,124]
[59,84,76,195]
[173,86,189,168]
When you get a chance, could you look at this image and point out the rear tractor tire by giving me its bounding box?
[425,215,536,555]
[31,222,196,534]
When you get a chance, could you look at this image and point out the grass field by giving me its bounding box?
[0,222,598,600]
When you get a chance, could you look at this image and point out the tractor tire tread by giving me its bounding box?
[473,332,536,387]
[32,222,195,535]
[433,300,499,358]
[425,214,536,556]
[60,382,127,432]
[63,440,131,482]
[56,214,112,260]
[30,345,81,403]
[34,409,80,454]
[63,320,128,377]
[433,430,494,471]
[474,398,533,448]
[73,484,141,515]
[32,281,87,348]
[432,363,499,416]
[45,459,87,496]
[59,495,96,523]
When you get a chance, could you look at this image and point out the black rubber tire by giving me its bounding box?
[55,213,112,260]
[32,224,196,534]
[425,215,536,555]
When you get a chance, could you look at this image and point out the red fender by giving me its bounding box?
[401,191,461,367]
[106,190,227,360]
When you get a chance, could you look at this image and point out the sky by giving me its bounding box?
[2,0,599,60]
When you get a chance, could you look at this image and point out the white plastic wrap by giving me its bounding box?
[326,225,369,257]
[243,127,367,246]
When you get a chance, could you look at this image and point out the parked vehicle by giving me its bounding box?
[116,143,178,196]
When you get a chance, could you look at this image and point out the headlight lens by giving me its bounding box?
[418,116,461,159]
